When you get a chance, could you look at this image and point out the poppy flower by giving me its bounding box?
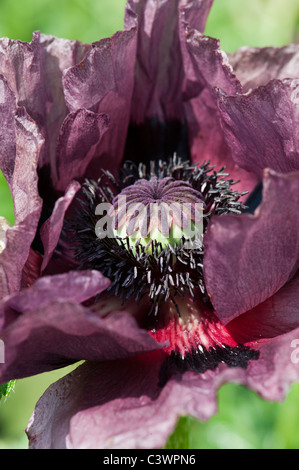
[1,0,299,449]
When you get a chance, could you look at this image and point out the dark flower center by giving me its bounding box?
[67,156,247,313]
[65,156,259,381]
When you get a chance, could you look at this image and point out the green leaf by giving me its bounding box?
[0,171,14,225]
[0,381,16,402]
[164,416,194,449]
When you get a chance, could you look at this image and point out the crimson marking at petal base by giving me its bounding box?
[149,298,259,386]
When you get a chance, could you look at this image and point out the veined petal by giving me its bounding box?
[219,326,299,402]
[26,355,218,449]
[63,28,137,176]
[228,44,299,93]
[0,271,164,383]
[204,170,299,323]
[54,109,109,191]
[40,180,81,271]
[125,0,214,123]
[181,29,258,195]
[0,76,44,298]
[0,32,90,171]
[125,0,184,123]
[26,323,299,449]
[124,0,257,196]
[218,78,299,177]
[227,272,299,343]
[0,270,110,331]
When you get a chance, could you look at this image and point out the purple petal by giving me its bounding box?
[179,0,214,33]
[0,32,90,171]
[218,78,299,177]
[40,180,81,271]
[38,33,91,172]
[0,32,45,132]
[124,0,214,123]
[26,356,218,449]
[0,217,11,254]
[229,44,299,93]
[219,327,299,402]
[125,1,257,195]
[227,272,299,343]
[53,109,109,191]
[25,323,299,448]
[125,0,185,123]
[0,270,164,382]
[21,248,42,289]
[204,170,299,323]
[1,270,109,323]
[0,76,43,298]
[181,29,258,195]
[125,0,213,33]
[62,28,137,175]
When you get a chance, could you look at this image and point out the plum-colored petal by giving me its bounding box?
[39,33,91,159]
[0,32,45,135]
[53,109,109,191]
[0,270,165,382]
[227,272,299,343]
[124,0,213,123]
[26,321,299,449]
[181,29,258,195]
[40,180,81,271]
[125,0,213,33]
[218,326,299,402]
[63,28,137,176]
[204,170,299,323]
[0,217,11,254]
[218,78,299,177]
[0,32,90,172]
[229,44,299,93]
[125,0,185,123]
[179,0,214,33]
[0,76,44,298]
[1,270,109,323]
[26,355,218,449]
[21,249,42,289]
[124,0,257,195]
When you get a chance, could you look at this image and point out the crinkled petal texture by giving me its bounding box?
[0,32,91,171]
[53,109,110,192]
[204,170,299,323]
[25,258,299,449]
[0,32,112,196]
[124,0,213,122]
[123,0,258,195]
[0,217,11,254]
[2,0,299,451]
[60,0,257,194]
[26,320,299,449]
[220,327,299,402]
[180,28,258,194]
[228,44,299,92]
[0,270,169,382]
[221,44,299,179]
[227,271,299,343]
[62,28,137,177]
[27,357,218,449]
[218,78,299,177]
[0,76,44,299]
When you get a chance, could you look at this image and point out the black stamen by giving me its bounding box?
[64,157,247,315]
[158,344,260,387]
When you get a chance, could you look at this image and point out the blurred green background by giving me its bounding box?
[1,0,299,450]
